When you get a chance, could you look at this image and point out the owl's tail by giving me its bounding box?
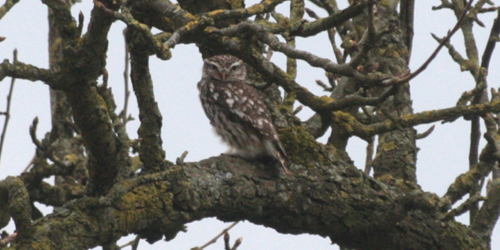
[264,139,292,175]
[275,150,292,175]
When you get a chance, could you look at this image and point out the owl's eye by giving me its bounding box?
[231,65,240,71]
[209,65,218,71]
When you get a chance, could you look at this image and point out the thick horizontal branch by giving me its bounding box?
[11,156,486,250]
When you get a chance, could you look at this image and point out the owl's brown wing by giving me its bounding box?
[210,80,288,159]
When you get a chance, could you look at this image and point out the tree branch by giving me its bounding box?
[94,1,172,60]
[333,100,500,139]
[0,177,32,241]
[481,8,500,70]
[399,0,415,62]
[125,27,168,171]
[289,1,366,37]
[471,179,500,246]
[0,59,59,86]
[381,0,474,86]
[0,50,17,166]
[440,152,496,209]
[0,0,20,21]
[11,156,487,250]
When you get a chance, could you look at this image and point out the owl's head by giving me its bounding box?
[203,55,246,82]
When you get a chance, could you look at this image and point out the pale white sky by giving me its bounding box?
[0,1,499,249]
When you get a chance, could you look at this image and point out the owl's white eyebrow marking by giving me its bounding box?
[205,60,221,70]
[229,60,243,69]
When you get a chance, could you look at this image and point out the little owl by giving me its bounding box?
[198,55,289,174]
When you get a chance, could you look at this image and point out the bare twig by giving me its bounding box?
[431,33,467,68]
[0,50,17,166]
[23,154,36,173]
[293,105,303,115]
[416,125,435,139]
[231,237,242,250]
[29,117,71,168]
[76,11,84,38]
[119,235,140,249]
[289,2,366,37]
[194,221,239,250]
[120,29,131,125]
[481,8,500,70]
[0,0,20,21]
[382,0,474,85]
[442,194,486,221]
[224,232,230,250]
[304,7,344,64]
[176,151,189,165]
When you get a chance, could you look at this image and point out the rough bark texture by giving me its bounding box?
[1,0,500,249]
[9,157,489,250]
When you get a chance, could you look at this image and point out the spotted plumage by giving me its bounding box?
[198,55,289,174]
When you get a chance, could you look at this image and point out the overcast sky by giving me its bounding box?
[1,1,499,249]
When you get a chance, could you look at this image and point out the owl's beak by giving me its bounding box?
[221,71,226,81]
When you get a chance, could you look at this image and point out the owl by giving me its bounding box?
[198,55,290,174]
